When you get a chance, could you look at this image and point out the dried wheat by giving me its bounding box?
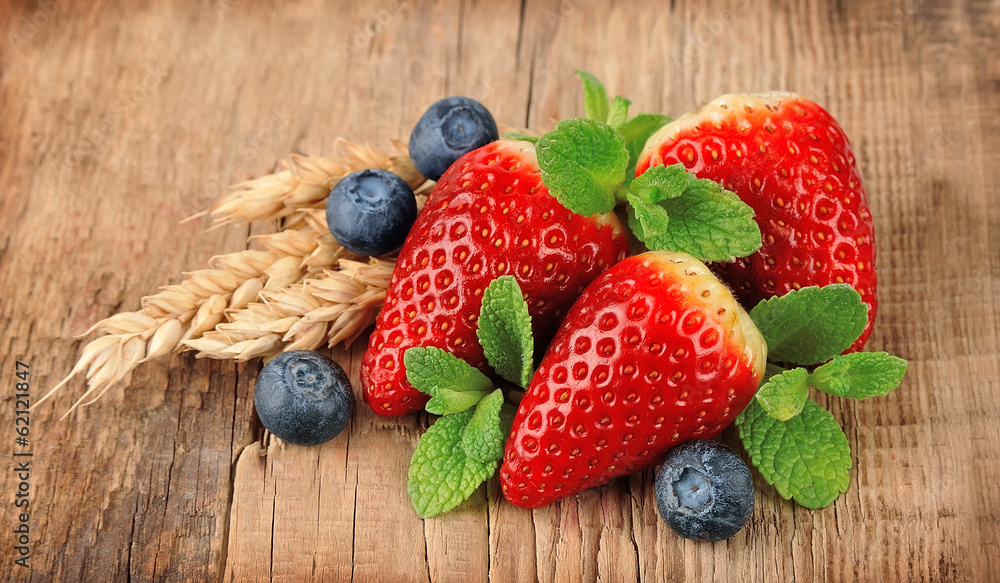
[39,227,330,414]
[184,258,394,361]
[188,139,430,229]
[47,136,430,414]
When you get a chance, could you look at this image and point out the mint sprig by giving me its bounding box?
[404,277,535,518]
[625,192,671,244]
[537,71,759,263]
[738,284,908,508]
[477,276,534,388]
[536,118,628,216]
[626,164,762,262]
[750,284,868,365]
[736,398,852,509]
[407,407,496,518]
[606,96,631,128]
[404,347,494,416]
[811,352,908,399]
[574,69,671,184]
[462,389,513,464]
[576,69,611,122]
[617,113,671,184]
[754,366,809,421]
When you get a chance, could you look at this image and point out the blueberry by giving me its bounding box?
[408,96,499,180]
[654,440,754,542]
[253,351,354,446]
[326,168,417,256]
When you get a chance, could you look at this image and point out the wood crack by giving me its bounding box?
[150,412,183,579]
[350,470,359,583]
[523,40,536,130]
[215,368,245,583]
[514,0,528,75]
[126,486,140,583]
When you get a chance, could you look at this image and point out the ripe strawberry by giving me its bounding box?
[637,93,877,351]
[500,251,767,508]
[362,140,629,416]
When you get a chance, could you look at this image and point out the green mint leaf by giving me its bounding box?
[630,165,761,262]
[575,69,609,122]
[617,113,671,185]
[477,276,534,388]
[407,409,496,518]
[536,118,628,216]
[811,352,908,399]
[755,367,809,421]
[606,96,631,128]
[749,285,868,366]
[628,163,687,203]
[461,389,508,464]
[503,131,539,144]
[404,347,494,415]
[736,398,852,509]
[626,192,670,242]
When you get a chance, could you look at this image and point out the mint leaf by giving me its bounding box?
[536,118,628,216]
[477,276,534,388]
[617,113,671,185]
[626,192,670,242]
[503,131,539,144]
[736,398,852,508]
[631,165,761,262]
[606,96,631,128]
[407,409,496,518]
[575,69,609,122]
[750,285,868,366]
[461,389,508,464]
[404,347,494,415]
[811,352,907,399]
[755,367,809,421]
[629,163,687,203]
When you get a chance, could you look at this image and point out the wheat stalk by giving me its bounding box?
[44,139,425,414]
[38,226,329,415]
[187,138,431,230]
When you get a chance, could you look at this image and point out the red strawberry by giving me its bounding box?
[362,140,630,416]
[637,93,877,352]
[500,251,766,508]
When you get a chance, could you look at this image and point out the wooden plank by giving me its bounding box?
[1,0,999,581]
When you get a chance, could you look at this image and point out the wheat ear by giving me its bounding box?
[38,227,326,415]
[47,138,424,414]
[183,257,394,361]
[186,138,431,230]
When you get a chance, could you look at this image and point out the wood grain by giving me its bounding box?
[1,0,998,581]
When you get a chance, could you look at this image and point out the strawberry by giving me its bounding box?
[637,93,877,351]
[361,139,629,416]
[500,251,767,508]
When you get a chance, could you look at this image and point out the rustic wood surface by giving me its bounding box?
[1,0,998,581]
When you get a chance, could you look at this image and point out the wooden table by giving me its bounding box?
[2,1,998,581]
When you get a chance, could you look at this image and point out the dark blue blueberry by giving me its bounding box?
[408,96,499,180]
[326,168,417,256]
[654,440,754,542]
[253,351,354,446]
